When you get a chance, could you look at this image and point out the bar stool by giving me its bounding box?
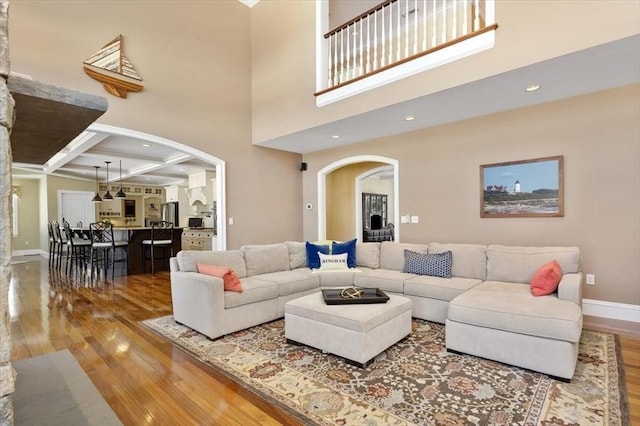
[141,221,174,275]
[52,220,67,269]
[47,221,58,268]
[63,219,91,275]
[89,221,129,280]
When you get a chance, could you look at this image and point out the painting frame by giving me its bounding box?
[480,155,564,218]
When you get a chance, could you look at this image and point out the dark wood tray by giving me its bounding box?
[322,287,389,305]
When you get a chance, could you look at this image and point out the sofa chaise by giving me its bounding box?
[169,241,583,380]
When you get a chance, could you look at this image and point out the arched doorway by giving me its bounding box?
[317,155,399,242]
[88,123,227,250]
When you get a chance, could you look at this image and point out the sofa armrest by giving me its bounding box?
[170,271,226,339]
[557,272,583,306]
[169,257,179,272]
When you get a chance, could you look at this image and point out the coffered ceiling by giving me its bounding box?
[11,124,216,187]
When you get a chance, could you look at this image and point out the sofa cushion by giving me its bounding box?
[486,245,580,284]
[252,269,319,297]
[285,241,307,269]
[448,281,583,342]
[224,277,278,309]
[305,241,330,269]
[177,250,247,278]
[196,263,243,292]
[531,260,563,296]
[318,252,349,271]
[332,239,357,268]
[403,249,452,278]
[241,243,290,277]
[379,242,429,271]
[404,275,481,302]
[429,243,487,280]
[354,269,415,293]
[318,270,360,288]
[356,242,380,269]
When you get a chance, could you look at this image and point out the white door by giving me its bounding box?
[59,191,95,227]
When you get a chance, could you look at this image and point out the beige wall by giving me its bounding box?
[251,0,640,144]
[11,178,39,251]
[9,0,303,248]
[326,161,383,240]
[43,175,95,251]
[303,85,640,305]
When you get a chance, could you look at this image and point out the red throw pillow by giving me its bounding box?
[197,263,243,292]
[530,260,563,296]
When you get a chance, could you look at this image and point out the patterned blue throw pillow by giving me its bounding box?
[403,249,453,278]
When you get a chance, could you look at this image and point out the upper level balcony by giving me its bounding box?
[315,0,498,106]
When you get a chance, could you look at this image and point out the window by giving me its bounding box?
[12,193,18,237]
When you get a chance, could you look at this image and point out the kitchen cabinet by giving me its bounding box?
[182,229,216,251]
[165,185,185,202]
[97,199,123,217]
[144,186,164,198]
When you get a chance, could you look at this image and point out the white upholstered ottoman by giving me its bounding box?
[284,291,412,367]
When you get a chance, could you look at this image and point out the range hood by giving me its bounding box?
[186,170,215,205]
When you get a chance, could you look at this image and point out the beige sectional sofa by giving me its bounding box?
[170,241,583,380]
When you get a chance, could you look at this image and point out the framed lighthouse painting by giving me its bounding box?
[480,156,564,218]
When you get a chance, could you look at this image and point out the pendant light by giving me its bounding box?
[114,160,126,198]
[103,161,113,200]
[91,166,102,203]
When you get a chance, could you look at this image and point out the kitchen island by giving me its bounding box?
[113,226,183,275]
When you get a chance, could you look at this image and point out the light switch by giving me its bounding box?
[401,215,410,224]
[411,216,419,223]
[228,217,234,225]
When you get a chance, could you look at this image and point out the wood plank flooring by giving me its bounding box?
[8,256,640,425]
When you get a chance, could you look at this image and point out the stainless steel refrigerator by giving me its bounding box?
[161,202,179,225]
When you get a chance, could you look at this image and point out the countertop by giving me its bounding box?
[112,226,184,230]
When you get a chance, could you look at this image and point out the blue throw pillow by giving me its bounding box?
[332,238,357,268]
[305,241,330,269]
[403,249,452,278]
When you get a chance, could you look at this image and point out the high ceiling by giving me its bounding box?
[257,34,640,154]
[10,34,639,185]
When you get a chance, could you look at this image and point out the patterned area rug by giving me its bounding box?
[142,317,628,425]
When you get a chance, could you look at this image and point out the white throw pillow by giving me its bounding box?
[318,252,349,271]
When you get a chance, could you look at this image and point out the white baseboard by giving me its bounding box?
[12,249,46,257]
[582,298,640,323]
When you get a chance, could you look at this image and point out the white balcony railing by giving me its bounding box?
[315,0,497,102]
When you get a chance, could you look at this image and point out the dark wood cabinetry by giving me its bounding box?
[362,193,392,242]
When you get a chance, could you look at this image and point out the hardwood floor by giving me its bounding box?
[8,256,640,425]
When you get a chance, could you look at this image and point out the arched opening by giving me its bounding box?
[87,123,227,250]
[317,155,399,242]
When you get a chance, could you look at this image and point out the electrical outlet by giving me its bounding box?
[410,216,419,224]
[586,274,595,285]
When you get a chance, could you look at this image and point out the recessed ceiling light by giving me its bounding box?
[404,115,416,121]
[332,135,340,139]
[525,85,540,92]
[142,143,151,147]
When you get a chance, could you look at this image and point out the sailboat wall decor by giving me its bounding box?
[83,35,143,98]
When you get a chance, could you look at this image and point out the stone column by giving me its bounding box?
[0,2,15,425]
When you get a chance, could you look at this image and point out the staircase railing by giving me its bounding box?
[317,0,497,95]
